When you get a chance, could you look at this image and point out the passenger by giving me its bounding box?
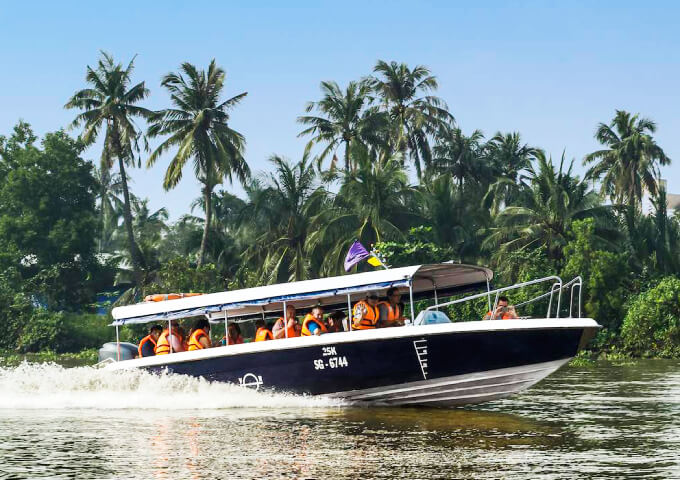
[301,306,327,336]
[377,288,406,327]
[272,305,301,339]
[352,292,380,330]
[325,310,346,333]
[483,296,518,320]
[178,326,189,351]
[223,323,244,345]
[155,323,186,355]
[137,324,162,358]
[254,319,274,341]
[187,319,212,351]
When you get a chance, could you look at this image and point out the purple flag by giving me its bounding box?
[344,240,370,271]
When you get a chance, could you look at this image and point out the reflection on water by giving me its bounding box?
[0,360,678,479]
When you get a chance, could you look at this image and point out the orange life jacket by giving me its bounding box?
[377,301,403,325]
[137,334,157,357]
[187,328,211,351]
[155,328,183,355]
[275,317,300,338]
[352,300,380,330]
[485,310,514,320]
[255,327,273,341]
[301,313,328,336]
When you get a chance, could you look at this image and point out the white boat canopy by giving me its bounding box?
[110,263,492,326]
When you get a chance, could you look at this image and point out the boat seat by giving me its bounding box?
[413,310,451,325]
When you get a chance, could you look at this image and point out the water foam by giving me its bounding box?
[0,362,347,410]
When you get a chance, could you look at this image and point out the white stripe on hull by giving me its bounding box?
[331,358,570,407]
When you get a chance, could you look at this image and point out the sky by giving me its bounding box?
[1,1,679,220]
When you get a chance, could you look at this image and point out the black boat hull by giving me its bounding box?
[110,319,599,406]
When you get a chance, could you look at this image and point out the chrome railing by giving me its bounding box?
[425,275,584,319]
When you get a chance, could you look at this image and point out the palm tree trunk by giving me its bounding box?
[344,140,351,172]
[118,155,146,284]
[198,186,212,267]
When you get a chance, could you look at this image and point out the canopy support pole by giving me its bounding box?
[486,277,492,313]
[223,311,228,346]
[432,281,438,311]
[408,280,415,325]
[347,294,352,331]
[168,320,173,354]
[283,301,288,339]
[115,325,120,361]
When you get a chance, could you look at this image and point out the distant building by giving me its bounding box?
[659,179,680,211]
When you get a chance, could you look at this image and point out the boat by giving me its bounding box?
[105,263,600,407]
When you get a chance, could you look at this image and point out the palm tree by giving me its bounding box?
[65,52,152,282]
[483,153,614,264]
[419,174,490,262]
[240,154,327,283]
[483,132,543,213]
[148,60,249,266]
[94,167,126,253]
[370,60,454,177]
[297,80,385,171]
[308,149,421,275]
[432,126,489,186]
[584,110,671,209]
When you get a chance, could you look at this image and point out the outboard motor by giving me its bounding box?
[98,342,138,362]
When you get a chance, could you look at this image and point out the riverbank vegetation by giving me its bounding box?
[0,53,678,359]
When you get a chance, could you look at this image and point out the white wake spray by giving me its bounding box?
[0,362,347,410]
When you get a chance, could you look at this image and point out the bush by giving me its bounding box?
[54,313,112,353]
[620,277,680,358]
[562,219,630,330]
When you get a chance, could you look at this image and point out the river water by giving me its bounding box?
[0,359,677,479]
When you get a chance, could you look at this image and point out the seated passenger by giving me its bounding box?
[222,323,244,345]
[352,292,380,330]
[155,323,186,355]
[272,305,301,339]
[254,319,273,341]
[483,296,518,320]
[377,288,406,327]
[138,324,162,358]
[325,310,346,333]
[187,318,212,351]
[301,306,327,336]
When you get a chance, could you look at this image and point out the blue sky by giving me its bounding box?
[1,1,679,220]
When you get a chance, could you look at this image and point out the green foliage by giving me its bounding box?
[16,310,63,352]
[145,258,226,295]
[562,219,629,331]
[375,226,454,267]
[0,124,99,308]
[55,313,112,353]
[620,277,680,358]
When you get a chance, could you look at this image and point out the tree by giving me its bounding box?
[65,52,152,283]
[240,154,327,283]
[483,153,614,265]
[561,219,629,331]
[0,123,98,308]
[431,126,489,187]
[584,110,671,209]
[370,60,453,177]
[419,174,489,262]
[308,150,421,275]
[94,167,125,253]
[298,80,385,171]
[148,60,249,266]
[483,132,543,212]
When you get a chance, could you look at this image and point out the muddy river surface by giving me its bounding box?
[0,359,678,479]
